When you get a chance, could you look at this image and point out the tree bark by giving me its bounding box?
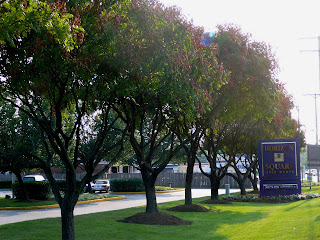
[250,164,259,193]
[141,168,158,213]
[239,180,247,195]
[86,180,93,193]
[185,160,194,205]
[54,168,79,240]
[210,177,220,200]
[144,177,158,213]
[248,173,259,193]
[60,200,76,240]
[184,138,202,205]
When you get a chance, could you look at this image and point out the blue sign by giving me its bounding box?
[258,139,301,197]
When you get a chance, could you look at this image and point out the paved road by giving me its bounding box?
[0,188,239,226]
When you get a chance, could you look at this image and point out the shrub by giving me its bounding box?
[54,180,84,194]
[12,181,51,200]
[305,193,319,199]
[155,186,174,191]
[0,181,12,189]
[110,178,144,192]
[222,193,319,203]
[222,195,259,202]
[55,180,67,194]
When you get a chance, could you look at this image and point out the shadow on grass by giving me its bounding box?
[284,199,312,211]
[153,200,266,240]
[0,199,267,240]
[314,215,320,222]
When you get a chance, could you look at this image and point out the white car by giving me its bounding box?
[22,175,46,181]
[92,180,110,193]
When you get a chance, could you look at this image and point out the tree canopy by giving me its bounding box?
[0,1,304,239]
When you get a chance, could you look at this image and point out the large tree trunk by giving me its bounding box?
[185,139,201,205]
[144,178,158,213]
[141,169,158,213]
[210,177,220,200]
[60,200,76,240]
[56,169,80,240]
[248,173,259,193]
[185,160,194,205]
[250,164,259,193]
[239,180,247,195]
[86,180,93,193]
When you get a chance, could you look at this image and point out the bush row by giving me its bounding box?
[110,178,144,192]
[11,180,83,200]
[12,181,51,200]
[10,178,166,199]
[55,180,83,194]
[223,193,319,203]
[155,186,173,191]
[0,181,12,188]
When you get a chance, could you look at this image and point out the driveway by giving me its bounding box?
[0,188,239,225]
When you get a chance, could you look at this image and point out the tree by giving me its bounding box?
[177,120,206,205]
[199,24,281,197]
[209,25,305,196]
[0,100,43,200]
[109,0,225,212]
[0,0,83,50]
[0,1,127,239]
[198,123,231,200]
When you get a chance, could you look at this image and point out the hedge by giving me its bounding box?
[0,181,12,189]
[12,181,51,200]
[55,180,84,194]
[110,178,144,192]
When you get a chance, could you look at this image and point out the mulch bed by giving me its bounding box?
[118,212,192,225]
[167,204,211,212]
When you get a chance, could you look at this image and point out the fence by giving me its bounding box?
[0,172,252,189]
[106,172,252,189]
[0,174,12,181]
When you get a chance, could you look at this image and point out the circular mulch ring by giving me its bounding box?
[200,199,232,204]
[167,204,211,212]
[118,212,192,225]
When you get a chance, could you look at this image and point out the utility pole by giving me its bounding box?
[301,37,320,144]
[301,37,320,183]
[305,93,320,184]
[305,94,320,145]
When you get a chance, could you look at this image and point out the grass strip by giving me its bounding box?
[1,187,320,239]
[0,194,120,208]
[1,195,320,240]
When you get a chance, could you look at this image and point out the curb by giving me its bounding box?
[0,195,125,210]
[111,189,184,194]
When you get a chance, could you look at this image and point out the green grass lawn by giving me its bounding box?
[0,193,119,208]
[1,187,320,240]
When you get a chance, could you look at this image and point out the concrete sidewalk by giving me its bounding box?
[0,188,239,226]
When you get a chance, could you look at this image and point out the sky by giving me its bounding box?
[160,0,320,145]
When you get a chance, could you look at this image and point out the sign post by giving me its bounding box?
[258,139,301,197]
[307,173,313,189]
